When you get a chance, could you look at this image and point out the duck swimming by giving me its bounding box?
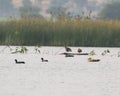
[41,58,48,62]
[88,58,100,62]
[15,59,25,64]
[77,48,82,53]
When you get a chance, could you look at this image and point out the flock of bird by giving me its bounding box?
[65,45,100,62]
[14,58,48,64]
[14,45,100,64]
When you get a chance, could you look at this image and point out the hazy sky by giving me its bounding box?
[11,0,117,18]
[12,0,111,6]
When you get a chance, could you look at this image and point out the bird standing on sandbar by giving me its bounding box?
[65,44,72,52]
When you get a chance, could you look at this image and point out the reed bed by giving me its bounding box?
[0,18,120,47]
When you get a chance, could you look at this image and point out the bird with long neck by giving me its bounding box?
[65,44,72,52]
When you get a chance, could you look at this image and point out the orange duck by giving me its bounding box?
[88,58,100,62]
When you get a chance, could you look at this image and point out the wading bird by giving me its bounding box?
[65,44,72,52]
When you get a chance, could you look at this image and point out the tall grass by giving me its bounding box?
[0,18,120,47]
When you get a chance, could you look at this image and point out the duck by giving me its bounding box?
[41,58,48,62]
[15,59,25,64]
[77,48,82,53]
[88,58,100,62]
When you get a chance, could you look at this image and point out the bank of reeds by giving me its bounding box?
[0,18,120,47]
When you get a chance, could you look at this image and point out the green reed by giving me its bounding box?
[0,18,120,47]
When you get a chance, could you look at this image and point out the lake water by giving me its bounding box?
[0,46,120,96]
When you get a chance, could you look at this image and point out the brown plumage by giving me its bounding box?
[88,58,100,62]
[77,48,82,53]
[65,45,72,52]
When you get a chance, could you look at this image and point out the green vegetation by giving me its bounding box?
[89,50,96,56]
[101,49,110,56]
[11,46,28,54]
[0,18,120,47]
